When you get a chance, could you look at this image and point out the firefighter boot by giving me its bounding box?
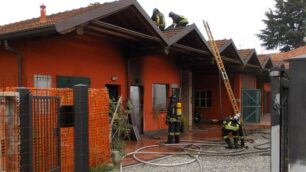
[166,135,174,144]
[234,137,240,149]
[174,135,180,143]
[224,138,233,149]
[240,139,245,147]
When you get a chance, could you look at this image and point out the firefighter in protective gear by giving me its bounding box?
[222,115,245,149]
[151,8,165,31]
[166,95,183,144]
[168,12,188,28]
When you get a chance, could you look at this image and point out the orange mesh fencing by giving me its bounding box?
[60,127,74,172]
[0,87,111,171]
[88,89,111,167]
[0,94,20,172]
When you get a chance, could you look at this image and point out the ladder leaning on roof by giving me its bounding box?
[203,20,241,119]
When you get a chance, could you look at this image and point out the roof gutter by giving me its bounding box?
[2,40,23,87]
[0,25,56,40]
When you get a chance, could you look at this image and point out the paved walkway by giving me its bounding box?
[122,114,270,167]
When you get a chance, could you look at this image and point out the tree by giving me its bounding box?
[257,0,306,52]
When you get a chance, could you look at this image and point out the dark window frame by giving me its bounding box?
[194,89,212,108]
[56,75,91,88]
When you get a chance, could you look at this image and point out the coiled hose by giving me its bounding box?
[120,136,270,172]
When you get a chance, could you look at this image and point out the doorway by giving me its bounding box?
[105,84,120,102]
[129,86,144,134]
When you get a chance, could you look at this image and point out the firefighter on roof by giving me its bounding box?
[151,8,165,31]
[166,94,183,144]
[168,11,188,29]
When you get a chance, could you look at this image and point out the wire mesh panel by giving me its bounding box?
[0,93,20,172]
[31,96,60,172]
[242,89,261,123]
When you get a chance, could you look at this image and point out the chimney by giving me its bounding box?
[40,4,47,23]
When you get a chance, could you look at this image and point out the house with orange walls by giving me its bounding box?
[128,24,212,133]
[1,34,128,97]
[192,39,244,121]
[0,0,213,134]
[0,0,272,135]
[192,41,269,123]
[129,55,181,132]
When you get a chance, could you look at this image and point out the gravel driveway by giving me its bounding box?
[122,133,270,172]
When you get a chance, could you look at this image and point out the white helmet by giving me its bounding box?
[233,113,241,121]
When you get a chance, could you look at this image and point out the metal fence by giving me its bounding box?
[31,96,61,172]
[0,86,110,172]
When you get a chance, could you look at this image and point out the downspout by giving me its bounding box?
[3,40,23,87]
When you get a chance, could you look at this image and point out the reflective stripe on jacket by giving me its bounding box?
[171,14,188,24]
[156,13,165,27]
[224,121,240,131]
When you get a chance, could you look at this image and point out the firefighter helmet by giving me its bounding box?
[170,95,178,103]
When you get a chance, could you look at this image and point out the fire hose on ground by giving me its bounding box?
[119,136,271,172]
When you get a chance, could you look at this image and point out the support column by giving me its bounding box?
[73,84,89,172]
[181,70,193,131]
[18,88,33,172]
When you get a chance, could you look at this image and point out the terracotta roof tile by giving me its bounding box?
[272,60,283,67]
[238,49,253,61]
[162,27,186,38]
[257,54,270,66]
[215,39,229,49]
[0,3,108,35]
[270,45,306,61]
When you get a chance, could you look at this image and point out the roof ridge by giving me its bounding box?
[0,3,106,28]
[238,48,254,51]
[0,2,110,35]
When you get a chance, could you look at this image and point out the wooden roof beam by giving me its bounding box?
[90,20,161,42]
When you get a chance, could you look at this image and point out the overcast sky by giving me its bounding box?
[0,0,278,54]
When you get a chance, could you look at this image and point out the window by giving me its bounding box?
[152,84,168,111]
[56,76,91,88]
[194,90,212,108]
[34,74,52,88]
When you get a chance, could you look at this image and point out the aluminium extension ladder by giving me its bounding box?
[203,21,241,117]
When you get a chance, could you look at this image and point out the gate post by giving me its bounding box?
[288,56,306,171]
[270,67,283,172]
[17,88,33,172]
[73,84,89,172]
